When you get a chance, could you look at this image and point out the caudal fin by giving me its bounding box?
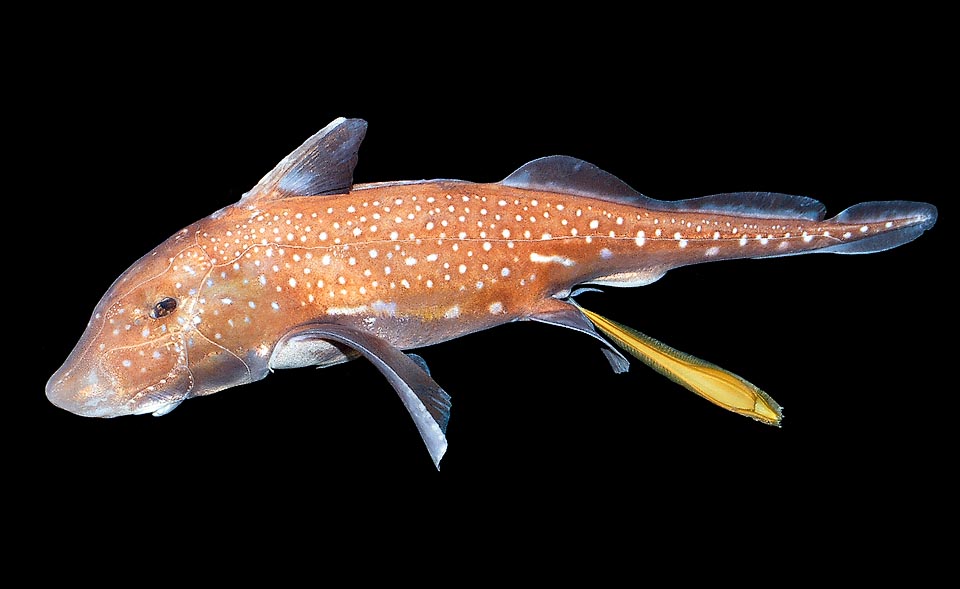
[818,201,938,255]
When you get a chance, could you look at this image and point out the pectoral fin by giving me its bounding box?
[573,304,783,426]
[275,322,451,468]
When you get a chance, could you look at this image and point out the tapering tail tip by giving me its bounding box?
[825,200,938,255]
[909,201,938,232]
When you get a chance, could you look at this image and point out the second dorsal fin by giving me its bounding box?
[501,155,827,221]
[500,155,647,203]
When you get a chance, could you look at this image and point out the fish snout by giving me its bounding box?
[45,362,124,418]
[46,355,188,417]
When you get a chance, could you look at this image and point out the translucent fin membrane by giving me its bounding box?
[576,305,783,426]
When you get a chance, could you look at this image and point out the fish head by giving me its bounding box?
[46,225,250,417]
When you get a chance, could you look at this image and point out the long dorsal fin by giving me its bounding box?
[501,155,646,202]
[241,117,368,204]
[501,155,826,221]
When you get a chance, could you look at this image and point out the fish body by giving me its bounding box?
[45,118,937,467]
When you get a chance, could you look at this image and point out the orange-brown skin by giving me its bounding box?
[44,118,937,466]
[197,180,920,351]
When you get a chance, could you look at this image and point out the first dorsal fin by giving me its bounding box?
[241,117,368,204]
[501,155,646,202]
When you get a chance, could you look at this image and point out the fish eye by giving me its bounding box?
[150,297,178,319]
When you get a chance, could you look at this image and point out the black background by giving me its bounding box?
[15,18,952,573]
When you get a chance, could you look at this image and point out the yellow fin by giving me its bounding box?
[575,305,783,426]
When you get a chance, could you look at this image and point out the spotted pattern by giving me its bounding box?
[196,184,903,328]
[79,181,919,395]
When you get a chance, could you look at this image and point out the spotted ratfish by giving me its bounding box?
[46,117,937,468]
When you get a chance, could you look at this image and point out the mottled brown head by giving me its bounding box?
[46,118,368,418]
[45,225,255,417]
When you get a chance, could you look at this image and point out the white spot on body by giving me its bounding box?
[327,305,370,316]
[489,302,504,314]
[371,300,397,316]
[705,246,720,257]
[530,252,576,267]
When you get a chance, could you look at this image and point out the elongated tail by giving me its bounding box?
[575,304,783,425]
